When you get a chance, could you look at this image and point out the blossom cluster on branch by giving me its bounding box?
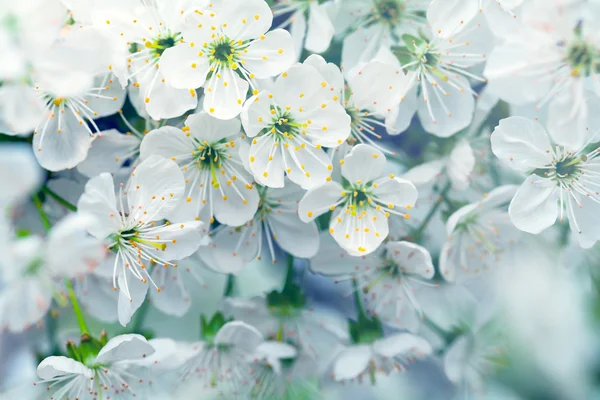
[0,0,599,399]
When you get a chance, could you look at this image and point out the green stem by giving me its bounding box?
[42,186,78,212]
[32,194,51,231]
[223,274,235,297]
[284,254,294,291]
[412,181,451,240]
[352,279,368,321]
[64,278,89,335]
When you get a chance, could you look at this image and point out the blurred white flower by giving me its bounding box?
[36,334,155,400]
[209,181,319,273]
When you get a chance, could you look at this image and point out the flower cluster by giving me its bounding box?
[1,0,600,399]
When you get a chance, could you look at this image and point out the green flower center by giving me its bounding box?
[374,0,404,24]
[192,139,227,189]
[141,33,181,58]
[264,108,305,141]
[564,23,600,77]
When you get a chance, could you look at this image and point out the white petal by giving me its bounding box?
[388,85,418,135]
[446,140,475,190]
[298,181,344,223]
[303,54,344,98]
[547,89,600,150]
[332,345,372,381]
[417,76,475,138]
[302,104,351,148]
[77,129,141,177]
[341,144,386,184]
[159,44,210,90]
[268,211,319,258]
[349,60,411,115]
[117,271,148,327]
[152,220,204,261]
[209,224,259,274]
[214,321,264,353]
[243,29,296,79]
[213,181,260,226]
[283,142,333,189]
[46,214,105,277]
[203,66,248,120]
[217,0,273,40]
[310,231,374,275]
[139,126,191,161]
[185,111,242,143]
[33,111,95,171]
[0,145,42,206]
[150,267,190,317]
[427,0,479,38]
[491,116,553,172]
[373,333,432,359]
[241,91,273,138]
[77,173,121,238]
[96,333,155,364]
[371,177,418,208]
[143,70,198,120]
[0,83,45,134]
[272,63,330,112]
[248,135,285,188]
[385,241,434,279]
[443,335,470,383]
[37,356,91,379]
[330,208,388,256]
[508,176,558,234]
[401,160,444,187]
[126,155,186,222]
[305,2,334,53]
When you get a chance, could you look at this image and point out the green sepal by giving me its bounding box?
[201,312,233,343]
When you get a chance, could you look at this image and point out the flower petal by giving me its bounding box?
[37,356,91,380]
[491,116,553,172]
[96,333,155,364]
[214,321,264,353]
[385,241,434,279]
[203,65,249,120]
[372,333,432,359]
[269,211,319,259]
[77,129,141,177]
[332,345,372,381]
[126,155,186,223]
[305,2,334,53]
[77,173,122,238]
[243,29,296,79]
[298,180,344,223]
[341,144,386,184]
[508,176,558,234]
[159,44,210,90]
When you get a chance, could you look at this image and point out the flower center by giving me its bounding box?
[192,140,226,188]
[374,0,404,24]
[207,36,247,70]
[110,227,167,252]
[563,22,600,77]
[264,108,304,141]
[342,182,375,216]
[142,33,180,58]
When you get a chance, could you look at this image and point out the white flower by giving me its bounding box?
[158,0,296,120]
[77,155,204,326]
[402,139,476,191]
[427,0,523,39]
[209,181,319,273]
[491,116,600,247]
[332,333,432,382]
[304,54,413,156]
[140,111,259,227]
[36,334,155,400]
[92,0,207,120]
[181,320,267,395]
[440,185,519,282]
[271,0,336,55]
[0,145,43,210]
[386,16,493,137]
[311,234,435,331]
[299,144,417,256]
[240,62,351,189]
[335,0,431,71]
[0,214,104,332]
[484,8,600,149]
[224,296,349,377]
